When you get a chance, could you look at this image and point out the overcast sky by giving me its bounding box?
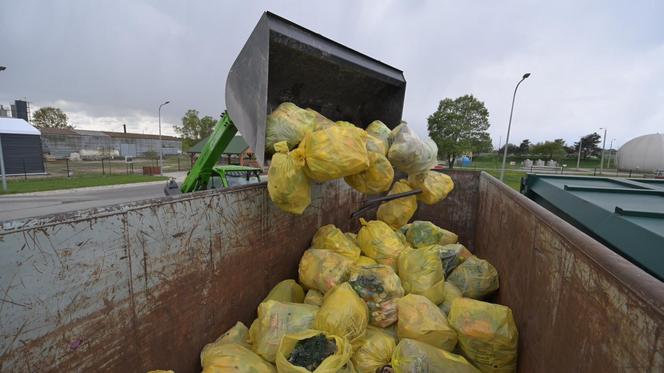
[1,0,662,149]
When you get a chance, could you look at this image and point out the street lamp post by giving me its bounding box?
[500,72,531,181]
[599,127,607,175]
[576,137,583,170]
[158,100,170,175]
[0,65,6,191]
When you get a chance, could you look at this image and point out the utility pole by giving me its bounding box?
[599,127,607,175]
[0,66,7,191]
[500,72,531,181]
[607,138,615,169]
[576,137,583,170]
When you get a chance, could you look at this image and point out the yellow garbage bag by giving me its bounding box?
[307,108,335,131]
[263,279,305,304]
[432,243,473,276]
[336,120,357,128]
[201,321,251,364]
[268,141,311,215]
[366,120,391,154]
[349,264,404,328]
[357,218,407,271]
[396,294,457,351]
[147,370,175,373]
[387,122,405,146]
[394,229,410,249]
[304,289,324,306]
[351,326,396,373]
[276,329,353,373]
[439,281,463,316]
[448,298,518,373]
[201,343,276,373]
[387,123,438,175]
[266,102,315,154]
[376,180,417,229]
[391,339,479,373]
[344,152,394,195]
[312,224,361,260]
[405,221,448,248]
[314,282,369,344]
[397,247,446,305]
[365,134,387,155]
[303,125,370,182]
[299,249,354,293]
[354,255,378,267]
[250,300,319,362]
[345,232,359,246]
[447,256,499,299]
[407,171,455,205]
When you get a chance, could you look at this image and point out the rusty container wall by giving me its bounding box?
[0,180,363,372]
[422,171,664,372]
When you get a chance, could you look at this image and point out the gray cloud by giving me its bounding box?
[1,0,663,148]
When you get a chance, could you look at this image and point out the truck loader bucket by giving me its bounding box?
[226,11,407,166]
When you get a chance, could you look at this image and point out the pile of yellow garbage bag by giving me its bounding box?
[266,102,454,217]
[162,218,518,373]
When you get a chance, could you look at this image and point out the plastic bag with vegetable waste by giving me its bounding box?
[344,232,359,246]
[250,300,319,362]
[349,264,405,327]
[407,171,455,205]
[266,102,315,154]
[365,134,387,155]
[304,289,324,307]
[299,249,354,293]
[344,152,394,195]
[263,279,305,304]
[303,125,370,182]
[312,224,361,260]
[355,255,378,267]
[391,338,479,373]
[376,180,417,230]
[434,243,473,276]
[276,329,353,373]
[396,294,457,351]
[307,108,335,131]
[314,282,369,344]
[357,218,408,271]
[268,141,311,215]
[397,247,446,304]
[405,221,447,248]
[366,120,391,154]
[448,298,518,373]
[447,256,499,299]
[387,122,438,175]
[201,343,276,373]
[351,326,396,373]
[438,282,463,316]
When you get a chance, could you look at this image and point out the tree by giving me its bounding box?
[531,140,566,160]
[174,110,218,149]
[573,132,601,159]
[427,95,491,168]
[498,143,519,154]
[518,139,531,154]
[32,107,71,129]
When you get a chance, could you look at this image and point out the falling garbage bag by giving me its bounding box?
[366,120,391,154]
[312,224,361,260]
[201,343,276,373]
[407,171,455,205]
[299,249,354,293]
[396,294,457,351]
[351,326,396,373]
[276,329,353,373]
[266,102,315,154]
[404,221,448,248]
[303,125,370,182]
[268,141,311,215]
[250,300,319,362]
[391,339,479,373]
[397,247,446,305]
[344,152,394,195]
[263,279,305,304]
[387,123,438,175]
[355,255,378,267]
[314,282,369,345]
[448,298,518,373]
[308,108,335,131]
[304,289,325,307]
[349,264,405,328]
[447,256,499,299]
[438,281,463,316]
[376,180,417,230]
[357,218,408,271]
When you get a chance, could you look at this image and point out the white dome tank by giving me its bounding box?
[616,133,664,172]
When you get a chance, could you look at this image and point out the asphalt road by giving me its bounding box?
[0,181,170,222]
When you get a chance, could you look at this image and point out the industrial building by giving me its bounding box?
[41,128,181,159]
[0,118,45,175]
[616,133,664,172]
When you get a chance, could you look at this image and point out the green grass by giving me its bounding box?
[0,174,168,194]
[454,168,525,191]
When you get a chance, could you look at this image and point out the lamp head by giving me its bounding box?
[522,73,531,79]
